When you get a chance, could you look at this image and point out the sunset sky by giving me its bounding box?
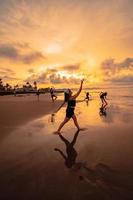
[0,0,133,87]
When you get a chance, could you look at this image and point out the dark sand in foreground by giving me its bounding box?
[0,94,133,200]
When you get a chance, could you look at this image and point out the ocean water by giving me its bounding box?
[0,85,133,200]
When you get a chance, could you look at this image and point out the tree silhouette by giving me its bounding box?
[33,81,37,90]
[5,83,12,91]
[0,79,4,90]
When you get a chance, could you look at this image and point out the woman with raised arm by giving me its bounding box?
[54,79,84,134]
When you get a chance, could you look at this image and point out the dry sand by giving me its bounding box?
[0,94,61,137]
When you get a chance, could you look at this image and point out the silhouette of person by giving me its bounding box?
[50,87,57,102]
[100,92,108,107]
[54,80,84,134]
[85,92,90,101]
[54,130,80,168]
[51,113,55,123]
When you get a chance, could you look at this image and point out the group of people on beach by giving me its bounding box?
[36,87,58,101]
[52,80,108,134]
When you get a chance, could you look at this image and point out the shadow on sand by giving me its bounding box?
[54,130,133,199]
[54,130,79,168]
[99,104,107,117]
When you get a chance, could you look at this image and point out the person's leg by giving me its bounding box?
[72,115,86,131]
[72,114,80,130]
[57,117,70,133]
[55,95,57,100]
[101,98,104,106]
[103,104,107,109]
[103,98,107,106]
[52,95,54,102]
[86,100,89,106]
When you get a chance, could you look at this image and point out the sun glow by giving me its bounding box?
[45,43,63,54]
[57,71,84,80]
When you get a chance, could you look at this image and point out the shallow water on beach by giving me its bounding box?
[0,86,133,200]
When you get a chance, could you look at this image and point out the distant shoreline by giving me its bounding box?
[0,90,64,96]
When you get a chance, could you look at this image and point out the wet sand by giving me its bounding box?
[0,92,133,200]
[0,94,61,138]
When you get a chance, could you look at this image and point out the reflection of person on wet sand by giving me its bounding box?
[99,105,107,117]
[86,99,89,106]
[54,130,79,168]
[36,89,40,101]
[54,80,85,134]
[54,130,121,190]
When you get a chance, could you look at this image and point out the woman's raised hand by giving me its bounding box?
[81,79,84,83]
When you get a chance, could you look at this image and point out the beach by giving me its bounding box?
[0,88,133,200]
[1,0,133,199]
[0,94,61,138]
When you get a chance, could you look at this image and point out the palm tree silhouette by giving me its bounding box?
[33,81,37,90]
[0,79,4,90]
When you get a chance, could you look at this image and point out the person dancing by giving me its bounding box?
[54,79,84,134]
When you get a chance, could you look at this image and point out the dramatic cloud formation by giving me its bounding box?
[0,43,45,64]
[26,67,81,85]
[0,44,18,60]
[101,58,133,71]
[0,0,133,86]
[1,76,20,82]
[0,67,16,76]
[112,75,133,83]
[101,57,133,82]
[62,63,80,71]
[22,52,45,64]
[0,67,21,83]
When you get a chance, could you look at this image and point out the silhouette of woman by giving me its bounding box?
[54,80,84,134]
[54,130,79,168]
